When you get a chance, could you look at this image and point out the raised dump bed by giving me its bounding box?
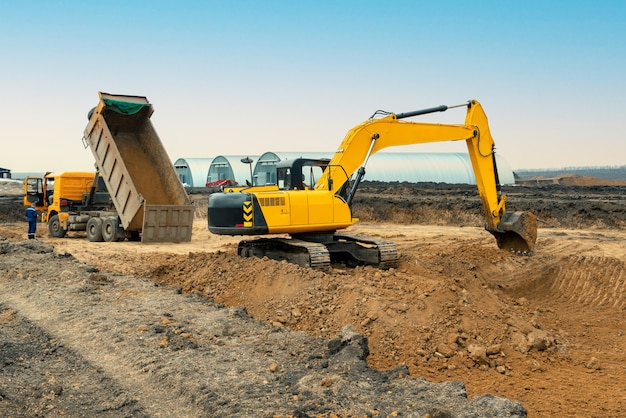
[83,92,194,243]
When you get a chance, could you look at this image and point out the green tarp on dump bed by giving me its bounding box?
[103,98,150,115]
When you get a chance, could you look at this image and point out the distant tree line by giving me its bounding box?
[515,165,626,180]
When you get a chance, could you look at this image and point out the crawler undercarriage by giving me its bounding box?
[237,232,399,271]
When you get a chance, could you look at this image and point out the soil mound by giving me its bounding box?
[0,238,525,417]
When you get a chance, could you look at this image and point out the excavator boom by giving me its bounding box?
[208,100,537,269]
[314,100,536,254]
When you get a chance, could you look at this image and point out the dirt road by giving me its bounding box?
[2,179,626,416]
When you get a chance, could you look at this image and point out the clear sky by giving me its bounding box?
[1,0,624,173]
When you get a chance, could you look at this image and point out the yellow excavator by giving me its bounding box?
[208,100,537,270]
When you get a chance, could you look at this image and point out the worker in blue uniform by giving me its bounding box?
[25,201,38,239]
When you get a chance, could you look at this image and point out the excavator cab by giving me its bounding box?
[277,158,330,190]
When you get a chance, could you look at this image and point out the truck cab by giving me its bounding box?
[23,172,109,236]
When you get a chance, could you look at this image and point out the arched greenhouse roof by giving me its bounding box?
[364,152,515,185]
[253,152,515,185]
[174,157,213,187]
[207,155,260,186]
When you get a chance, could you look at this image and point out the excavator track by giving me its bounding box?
[238,238,331,271]
[237,233,399,271]
[330,233,399,269]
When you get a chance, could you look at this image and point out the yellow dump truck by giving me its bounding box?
[24,93,194,243]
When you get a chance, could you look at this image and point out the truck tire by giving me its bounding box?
[86,217,104,242]
[48,215,66,238]
[102,217,119,242]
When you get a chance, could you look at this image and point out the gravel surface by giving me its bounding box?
[0,238,526,417]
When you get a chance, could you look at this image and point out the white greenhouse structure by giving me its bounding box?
[174,158,213,187]
[206,155,260,186]
[249,152,515,186]
[173,152,515,187]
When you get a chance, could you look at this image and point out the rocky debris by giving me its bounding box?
[0,235,527,417]
[585,356,602,371]
[0,238,55,255]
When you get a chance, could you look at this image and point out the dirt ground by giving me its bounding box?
[1,177,626,417]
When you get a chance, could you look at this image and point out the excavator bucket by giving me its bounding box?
[489,211,537,255]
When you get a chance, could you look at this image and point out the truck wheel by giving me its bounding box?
[48,215,66,238]
[86,217,104,242]
[102,217,119,242]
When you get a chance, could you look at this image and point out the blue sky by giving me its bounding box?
[1,0,624,172]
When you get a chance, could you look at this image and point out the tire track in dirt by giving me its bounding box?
[550,256,625,310]
[495,227,625,305]
[497,249,625,311]
[1,275,206,417]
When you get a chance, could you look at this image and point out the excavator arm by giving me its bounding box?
[463,101,537,253]
[315,99,537,254]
